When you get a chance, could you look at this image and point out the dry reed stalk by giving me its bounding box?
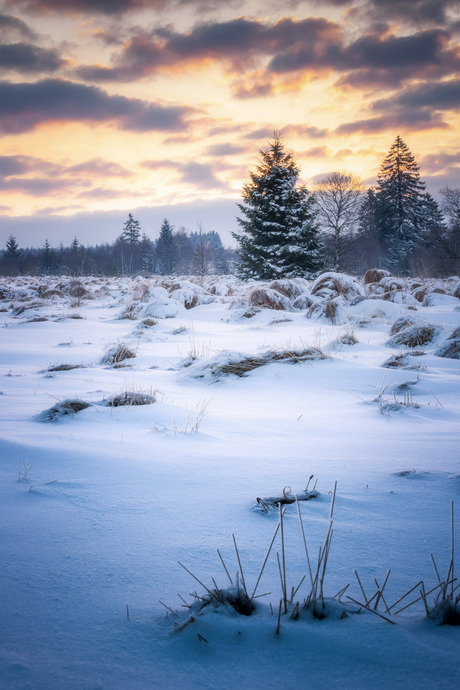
[276,599,282,635]
[347,596,396,625]
[451,501,455,600]
[354,570,369,605]
[178,562,214,598]
[178,594,191,609]
[232,534,248,598]
[431,554,442,584]
[159,600,179,617]
[280,503,287,613]
[296,497,314,591]
[276,553,287,612]
[217,549,233,585]
[393,582,444,615]
[290,601,300,620]
[250,516,282,602]
[333,583,350,601]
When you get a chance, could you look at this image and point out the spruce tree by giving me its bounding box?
[233,132,323,279]
[121,213,141,245]
[3,235,20,259]
[376,136,427,273]
[156,218,177,274]
[119,213,142,273]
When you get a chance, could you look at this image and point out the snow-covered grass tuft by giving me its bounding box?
[101,342,136,366]
[183,346,328,380]
[37,398,91,421]
[387,324,440,348]
[104,390,156,407]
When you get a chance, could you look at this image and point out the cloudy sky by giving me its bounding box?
[0,0,459,247]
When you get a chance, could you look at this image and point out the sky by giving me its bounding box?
[0,0,459,249]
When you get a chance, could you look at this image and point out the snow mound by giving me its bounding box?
[100,342,136,365]
[104,391,156,406]
[389,316,417,335]
[268,278,309,299]
[422,293,460,307]
[435,327,460,359]
[363,268,391,284]
[183,347,328,380]
[142,287,181,319]
[347,298,403,322]
[248,287,293,311]
[310,272,365,301]
[169,281,214,309]
[307,298,347,325]
[37,399,91,422]
[386,324,440,348]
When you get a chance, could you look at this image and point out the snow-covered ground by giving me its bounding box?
[1,271,459,689]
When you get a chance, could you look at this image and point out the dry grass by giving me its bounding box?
[46,363,85,372]
[435,327,460,360]
[101,343,136,365]
[363,268,390,284]
[219,347,328,377]
[249,288,291,311]
[105,391,156,407]
[387,324,439,348]
[389,316,417,336]
[38,398,91,421]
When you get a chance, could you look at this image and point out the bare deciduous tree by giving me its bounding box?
[314,171,364,271]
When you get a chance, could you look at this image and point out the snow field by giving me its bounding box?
[0,273,459,689]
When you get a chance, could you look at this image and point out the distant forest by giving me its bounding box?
[0,219,238,278]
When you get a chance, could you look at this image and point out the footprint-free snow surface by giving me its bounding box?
[1,273,459,689]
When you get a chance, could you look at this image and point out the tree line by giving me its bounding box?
[2,134,459,278]
[1,219,236,277]
[234,133,459,278]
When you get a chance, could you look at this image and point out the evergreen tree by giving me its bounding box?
[3,235,20,259]
[120,213,141,244]
[376,136,427,273]
[155,218,177,274]
[139,233,154,273]
[119,213,142,273]
[41,239,57,275]
[233,132,324,279]
[356,187,383,269]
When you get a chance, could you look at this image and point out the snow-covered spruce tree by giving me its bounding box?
[376,136,428,273]
[233,133,324,279]
[119,213,142,274]
[155,218,177,274]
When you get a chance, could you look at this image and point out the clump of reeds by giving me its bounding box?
[248,288,292,311]
[38,398,91,422]
[363,268,390,285]
[256,476,319,512]
[168,481,349,635]
[435,327,460,360]
[165,492,458,635]
[105,391,156,407]
[389,316,417,336]
[387,324,439,348]
[217,347,328,378]
[46,363,85,372]
[101,343,136,366]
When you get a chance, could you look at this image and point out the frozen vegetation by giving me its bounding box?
[1,271,460,689]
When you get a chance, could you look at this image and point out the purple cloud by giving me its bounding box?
[0,79,193,134]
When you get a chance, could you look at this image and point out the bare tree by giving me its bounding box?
[314,171,364,271]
